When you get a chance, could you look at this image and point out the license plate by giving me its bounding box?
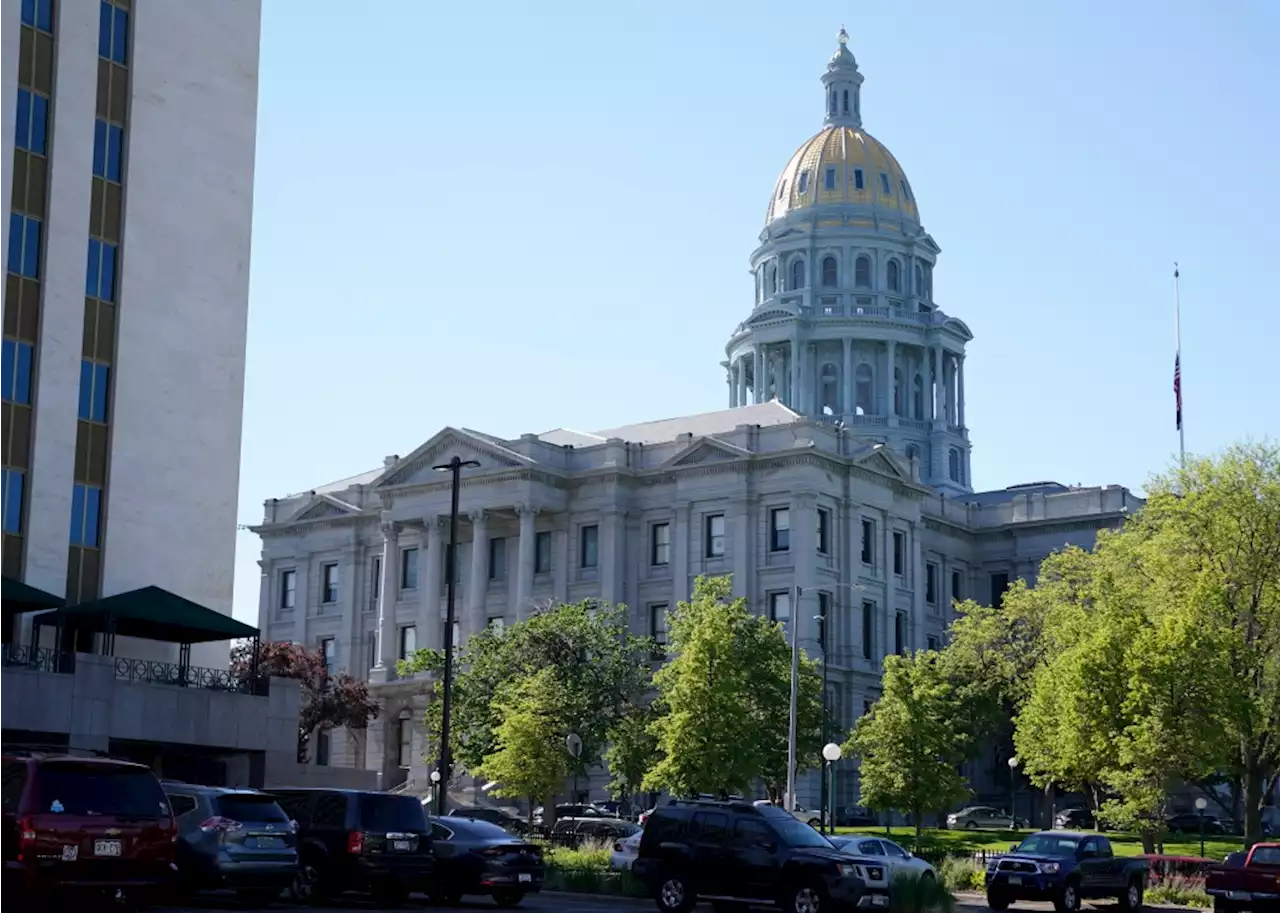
[252,836,284,848]
[518,873,532,883]
[1008,876,1022,886]
[392,840,412,851]
[871,894,889,906]
[94,839,122,857]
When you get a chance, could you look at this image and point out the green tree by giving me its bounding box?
[603,701,660,808]
[846,652,969,849]
[643,576,823,798]
[476,667,571,820]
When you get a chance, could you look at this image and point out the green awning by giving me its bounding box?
[2,576,66,612]
[33,585,258,644]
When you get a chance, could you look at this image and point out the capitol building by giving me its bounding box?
[251,31,1141,804]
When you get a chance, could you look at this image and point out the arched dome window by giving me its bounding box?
[887,260,901,293]
[914,264,924,296]
[820,364,839,416]
[854,363,873,415]
[821,256,838,288]
[948,448,961,483]
[790,258,806,291]
[767,263,777,295]
[912,373,924,419]
[893,368,903,415]
[842,90,849,114]
[855,256,871,288]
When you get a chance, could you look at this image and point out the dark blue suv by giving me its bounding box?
[985,831,1148,913]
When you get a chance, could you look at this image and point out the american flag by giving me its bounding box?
[1173,353,1182,431]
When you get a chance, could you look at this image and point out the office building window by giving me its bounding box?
[817,591,831,650]
[705,514,725,558]
[21,0,53,31]
[316,729,331,767]
[951,569,962,603]
[15,89,48,155]
[650,603,669,646]
[991,572,1010,609]
[98,0,129,65]
[817,508,831,555]
[770,591,792,636]
[2,339,33,405]
[8,213,42,278]
[895,611,907,655]
[371,556,381,602]
[1,470,25,534]
[651,522,670,566]
[580,524,598,568]
[399,624,416,660]
[863,699,874,717]
[892,531,905,576]
[770,508,790,552]
[85,238,116,301]
[92,120,123,182]
[69,483,102,547]
[400,547,419,590]
[78,359,110,422]
[927,634,940,652]
[860,519,874,564]
[489,536,506,580]
[535,530,552,573]
[398,718,412,768]
[320,637,335,675]
[926,562,938,605]
[321,563,338,603]
[487,616,505,636]
[280,569,296,610]
[861,601,874,660]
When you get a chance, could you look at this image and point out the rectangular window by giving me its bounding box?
[2,338,34,405]
[371,556,381,602]
[991,572,1010,609]
[927,634,940,652]
[705,514,725,558]
[8,213,42,279]
[321,563,339,603]
[798,170,810,193]
[579,524,598,568]
[895,611,907,655]
[926,562,938,605]
[316,729,331,767]
[879,172,892,194]
[487,616,505,636]
[853,168,865,190]
[770,508,790,552]
[69,483,102,547]
[397,719,412,769]
[77,359,110,423]
[860,519,874,564]
[92,120,124,182]
[21,0,54,31]
[86,238,117,302]
[892,531,905,576]
[400,547,419,590]
[817,591,831,650]
[817,508,831,555]
[824,167,836,190]
[770,591,792,636]
[651,522,670,566]
[488,536,506,580]
[650,603,669,646]
[15,89,49,155]
[320,637,335,675]
[399,624,416,660]
[861,601,874,660]
[951,569,962,602]
[535,530,552,573]
[99,1,129,65]
[280,569,297,609]
[2,469,25,534]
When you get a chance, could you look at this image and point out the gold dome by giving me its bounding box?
[766,126,919,225]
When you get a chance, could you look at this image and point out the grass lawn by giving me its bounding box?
[832,826,1242,861]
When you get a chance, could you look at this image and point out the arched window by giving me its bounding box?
[914,264,923,296]
[887,260,901,293]
[948,448,960,482]
[767,263,777,294]
[912,374,924,419]
[855,363,874,415]
[790,258,805,291]
[820,364,839,416]
[893,368,903,415]
[829,89,837,116]
[855,256,871,288]
[821,256,838,287]
[842,90,849,114]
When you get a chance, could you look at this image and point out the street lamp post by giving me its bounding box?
[822,743,842,836]
[1008,756,1020,830]
[1195,796,1208,859]
[566,733,583,803]
[429,769,442,813]
[431,455,480,817]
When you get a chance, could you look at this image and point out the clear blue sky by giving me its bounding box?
[231,0,1278,623]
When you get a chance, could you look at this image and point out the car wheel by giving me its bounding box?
[492,888,526,908]
[786,882,829,913]
[655,870,695,913]
[431,885,464,906]
[237,888,282,907]
[291,858,329,905]
[919,870,935,883]
[987,890,1010,911]
[1214,898,1236,913]
[1054,879,1081,913]
[965,821,977,830]
[372,881,409,907]
[1118,876,1143,912]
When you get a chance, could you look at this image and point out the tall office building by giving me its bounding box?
[1,0,260,666]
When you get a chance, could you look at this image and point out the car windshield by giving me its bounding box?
[359,795,426,832]
[35,763,169,818]
[774,817,834,848]
[1015,834,1081,856]
[217,794,288,823]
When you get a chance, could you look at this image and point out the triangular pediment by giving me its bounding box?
[377,427,530,489]
[853,446,910,482]
[662,436,752,469]
[291,494,360,523]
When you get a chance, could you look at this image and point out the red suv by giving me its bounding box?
[2,752,178,905]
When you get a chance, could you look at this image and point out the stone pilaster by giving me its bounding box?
[672,501,690,605]
[370,518,399,683]
[515,504,538,621]
[792,492,818,648]
[421,516,444,651]
[467,510,489,638]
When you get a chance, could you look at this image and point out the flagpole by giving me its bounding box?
[1174,263,1185,469]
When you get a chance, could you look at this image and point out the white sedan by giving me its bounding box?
[610,830,642,871]
[829,835,937,881]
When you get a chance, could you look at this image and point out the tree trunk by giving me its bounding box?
[913,806,923,852]
[1243,756,1264,846]
[1040,783,1054,829]
[1141,831,1156,854]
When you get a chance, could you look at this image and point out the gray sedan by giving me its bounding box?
[829,836,936,881]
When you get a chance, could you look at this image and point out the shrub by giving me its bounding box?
[1146,872,1210,908]
[938,857,983,894]
[543,840,647,899]
[891,872,955,913]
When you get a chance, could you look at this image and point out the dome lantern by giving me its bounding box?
[822,26,864,129]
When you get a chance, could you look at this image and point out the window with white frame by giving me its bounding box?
[861,519,875,565]
[580,525,598,568]
[320,637,335,675]
[535,530,552,573]
[280,569,297,610]
[489,537,506,580]
[770,591,792,636]
[893,531,905,576]
[705,514,725,558]
[321,563,338,603]
[926,563,938,604]
[770,508,790,552]
[401,547,419,590]
[399,624,416,660]
[398,718,412,768]
[651,522,670,566]
[817,508,831,555]
[650,603,669,646]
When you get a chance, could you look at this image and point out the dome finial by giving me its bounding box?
[837,25,849,47]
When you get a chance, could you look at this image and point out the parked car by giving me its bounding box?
[2,751,178,907]
[753,798,823,828]
[1053,808,1096,830]
[828,835,936,881]
[162,782,297,906]
[427,815,544,907]
[447,805,529,835]
[985,831,1148,913]
[947,806,1028,830]
[550,816,640,846]
[632,796,888,912]
[270,787,432,905]
[611,830,642,871]
[1167,812,1227,835]
[1206,842,1280,913]
[835,806,879,828]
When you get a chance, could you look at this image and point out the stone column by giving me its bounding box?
[600,508,625,607]
[256,560,270,630]
[372,520,399,680]
[727,365,736,407]
[885,340,898,419]
[754,347,766,403]
[934,344,945,422]
[792,492,818,648]
[552,525,568,603]
[882,511,895,661]
[842,337,853,415]
[515,504,538,622]
[736,357,748,408]
[731,497,750,602]
[292,556,310,646]
[672,501,691,605]
[791,335,803,412]
[467,510,489,638]
[911,521,925,651]
[957,354,966,428]
[421,517,443,651]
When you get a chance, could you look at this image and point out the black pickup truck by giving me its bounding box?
[985,831,1148,913]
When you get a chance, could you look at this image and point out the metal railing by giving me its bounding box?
[2,643,73,673]
[113,657,266,695]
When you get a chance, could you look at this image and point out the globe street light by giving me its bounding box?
[1007,756,1020,830]
[429,769,442,812]
[1195,796,1208,858]
[822,742,842,835]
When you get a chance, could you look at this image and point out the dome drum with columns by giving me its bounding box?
[724,28,973,495]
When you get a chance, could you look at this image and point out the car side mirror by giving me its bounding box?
[759,840,777,853]
[1010,844,1020,853]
